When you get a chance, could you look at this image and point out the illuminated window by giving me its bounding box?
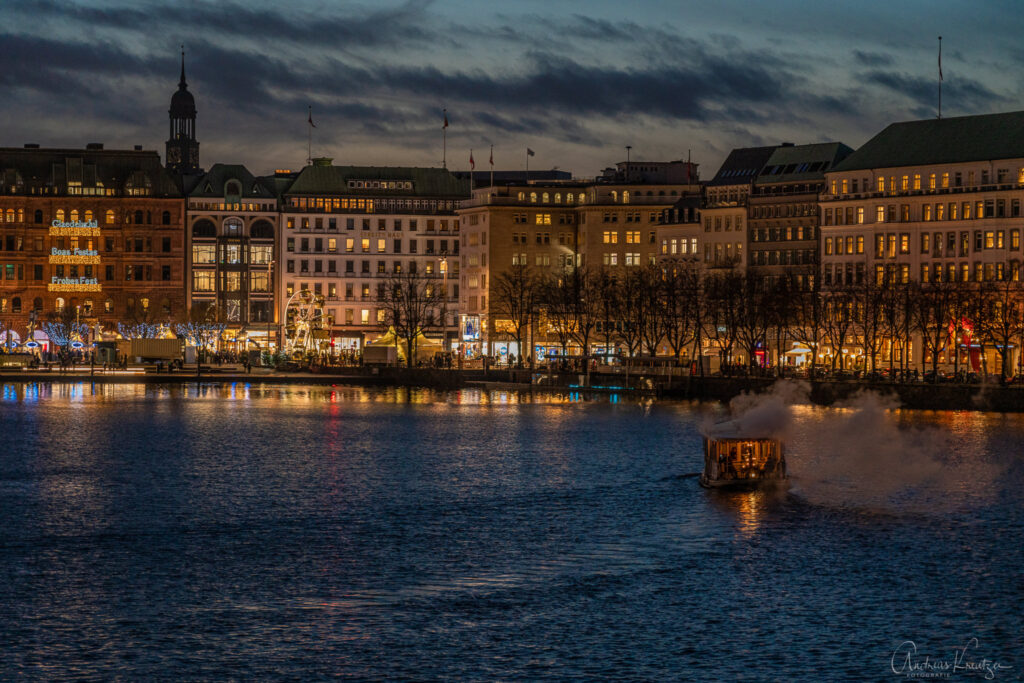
[928,174,936,190]
[377,238,385,252]
[554,193,561,203]
[542,193,549,203]
[623,191,630,203]
[530,192,537,203]
[876,205,885,223]
[56,209,65,222]
[361,309,369,325]
[856,207,864,224]
[876,177,885,192]
[941,172,949,188]
[913,174,921,190]
[361,238,369,252]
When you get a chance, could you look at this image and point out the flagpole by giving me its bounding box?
[489,145,494,189]
[443,108,447,169]
[525,148,529,183]
[307,105,312,166]
[470,148,474,199]
[937,36,943,119]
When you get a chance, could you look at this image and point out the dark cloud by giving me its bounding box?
[862,70,1006,113]
[853,50,894,67]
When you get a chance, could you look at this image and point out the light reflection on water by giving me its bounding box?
[0,382,1020,680]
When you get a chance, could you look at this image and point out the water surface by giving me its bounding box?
[0,383,1020,680]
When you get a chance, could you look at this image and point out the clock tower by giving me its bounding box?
[166,48,200,176]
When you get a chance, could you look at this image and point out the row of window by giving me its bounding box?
[750,250,816,267]
[831,168,1024,197]
[286,197,459,213]
[511,253,575,268]
[823,261,1020,286]
[601,230,656,245]
[285,216,456,232]
[749,203,816,219]
[511,232,575,246]
[751,226,816,242]
[2,208,173,225]
[660,238,699,256]
[283,259,458,276]
[601,211,659,224]
[601,253,655,267]
[0,297,172,316]
[510,213,575,225]
[284,282,457,307]
[826,199,1022,225]
[826,229,1023,259]
[192,271,272,292]
[0,263,172,282]
[285,237,456,255]
[193,245,273,265]
[703,215,744,232]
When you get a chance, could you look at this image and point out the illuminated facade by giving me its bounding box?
[0,145,185,344]
[456,160,701,357]
[279,158,466,354]
[186,164,283,350]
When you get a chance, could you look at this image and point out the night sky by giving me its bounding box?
[2,0,1021,178]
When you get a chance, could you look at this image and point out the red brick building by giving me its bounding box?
[0,145,185,345]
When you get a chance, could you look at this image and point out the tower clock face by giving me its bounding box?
[167,147,181,164]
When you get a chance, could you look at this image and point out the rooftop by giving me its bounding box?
[832,110,1024,172]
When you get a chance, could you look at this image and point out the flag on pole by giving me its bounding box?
[443,110,449,129]
[489,146,494,166]
[938,36,943,81]
[308,106,316,128]
[469,150,475,170]
[527,148,535,157]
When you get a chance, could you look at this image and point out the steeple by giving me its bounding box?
[166,46,199,176]
[179,45,187,90]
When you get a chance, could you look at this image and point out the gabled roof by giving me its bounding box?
[189,163,277,199]
[755,142,854,184]
[708,145,779,186]
[286,163,469,197]
[832,110,1024,172]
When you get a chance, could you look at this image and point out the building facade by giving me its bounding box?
[186,164,280,351]
[279,159,466,355]
[701,146,779,270]
[457,160,701,360]
[821,111,1024,373]
[0,145,185,349]
[748,142,852,290]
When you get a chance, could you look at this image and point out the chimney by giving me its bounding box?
[86,143,104,150]
[134,145,143,151]
[23,143,40,148]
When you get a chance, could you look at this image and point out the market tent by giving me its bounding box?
[367,327,442,362]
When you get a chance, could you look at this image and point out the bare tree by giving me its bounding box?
[822,285,855,371]
[492,263,538,367]
[662,260,700,365]
[174,302,226,363]
[976,271,1024,382]
[377,270,443,368]
[792,278,826,376]
[910,279,959,380]
[594,267,620,361]
[704,269,743,373]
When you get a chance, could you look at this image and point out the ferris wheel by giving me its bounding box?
[284,289,327,354]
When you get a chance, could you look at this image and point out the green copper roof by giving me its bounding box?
[286,164,469,197]
[832,110,1024,172]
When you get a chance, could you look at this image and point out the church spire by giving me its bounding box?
[179,45,187,89]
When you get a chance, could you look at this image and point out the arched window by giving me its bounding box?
[104,299,113,313]
[85,210,94,222]
[671,190,678,196]
[17,208,24,222]
[70,209,79,222]
[542,192,549,203]
[134,210,144,224]
[611,190,618,203]
[4,209,13,222]
[518,192,525,201]
[623,191,630,203]
[224,217,243,236]
[83,299,93,316]
[162,211,171,225]
[658,190,665,196]
[192,219,216,238]
[530,192,537,203]
[55,297,65,311]
[105,210,115,225]
[250,220,274,239]
[32,297,42,312]
[554,193,561,204]
[56,209,65,222]
[12,297,21,313]
[225,180,242,198]
[140,298,150,311]
[34,210,43,223]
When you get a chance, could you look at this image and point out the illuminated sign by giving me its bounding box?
[49,247,101,265]
[50,225,101,237]
[48,277,102,292]
[51,219,98,228]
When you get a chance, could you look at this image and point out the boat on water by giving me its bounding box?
[699,424,788,489]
